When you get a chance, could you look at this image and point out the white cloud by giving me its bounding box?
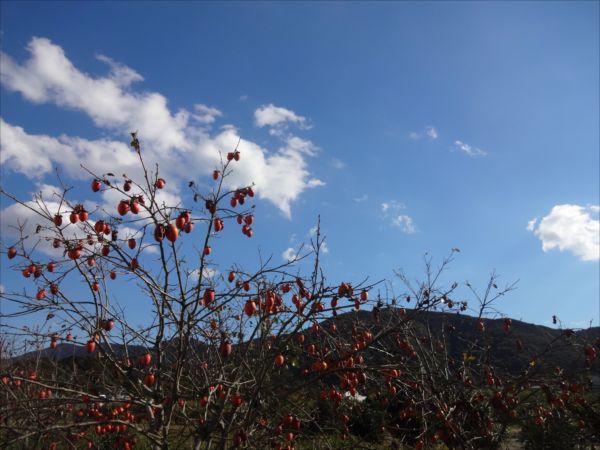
[381,200,405,213]
[282,247,297,262]
[381,201,416,233]
[188,267,219,279]
[254,104,309,129]
[95,54,144,87]
[0,37,323,219]
[392,215,416,234]
[201,132,324,218]
[0,37,188,152]
[425,126,438,139]
[0,185,164,258]
[0,186,93,256]
[330,157,345,170]
[1,119,68,176]
[192,104,222,125]
[526,218,538,231]
[203,267,219,278]
[409,126,438,141]
[307,179,325,188]
[528,204,599,261]
[308,226,328,254]
[0,119,143,181]
[453,140,487,157]
[354,194,368,203]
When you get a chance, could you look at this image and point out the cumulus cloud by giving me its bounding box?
[1,119,143,181]
[1,37,188,152]
[0,37,322,219]
[409,126,438,141]
[528,204,599,261]
[254,104,309,129]
[453,140,487,157]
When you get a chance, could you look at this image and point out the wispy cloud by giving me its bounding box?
[308,226,329,254]
[409,126,438,141]
[453,140,487,157]
[191,104,222,125]
[354,194,368,203]
[188,267,219,279]
[392,215,416,234]
[381,200,416,234]
[330,157,345,170]
[381,200,405,213]
[528,204,599,261]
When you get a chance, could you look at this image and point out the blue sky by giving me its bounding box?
[1,1,598,329]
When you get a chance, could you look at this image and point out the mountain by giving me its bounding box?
[4,309,599,378]
[319,308,600,377]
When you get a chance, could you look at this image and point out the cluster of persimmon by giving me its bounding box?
[71,398,138,450]
[226,150,241,161]
[116,197,144,216]
[270,413,301,449]
[0,381,138,449]
[14,258,61,303]
[230,186,254,208]
[395,335,418,359]
[65,204,90,224]
[236,212,254,238]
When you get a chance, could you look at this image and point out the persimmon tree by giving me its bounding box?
[1,134,598,450]
[1,134,379,450]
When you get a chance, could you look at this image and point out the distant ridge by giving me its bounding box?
[5,309,599,377]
